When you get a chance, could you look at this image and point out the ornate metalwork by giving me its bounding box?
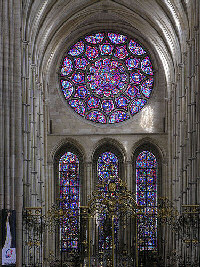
[87,178,137,267]
[22,207,43,267]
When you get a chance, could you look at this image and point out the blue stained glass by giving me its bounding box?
[126,58,140,70]
[86,96,100,110]
[125,84,142,99]
[114,45,128,59]
[74,86,89,99]
[130,99,147,116]
[68,41,84,56]
[108,32,127,44]
[59,152,80,251]
[68,99,85,116]
[61,58,73,75]
[136,151,157,251]
[115,96,129,110]
[100,43,114,55]
[109,110,130,123]
[87,58,128,98]
[130,71,145,84]
[140,78,154,98]
[98,151,118,183]
[61,80,74,99]
[141,56,153,75]
[60,32,154,124]
[129,39,146,55]
[97,152,119,250]
[102,99,114,114]
[85,33,104,44]
[85,45,99,60]
[74,57,89,70]
[86,110,106,123]
[71,72,85,84]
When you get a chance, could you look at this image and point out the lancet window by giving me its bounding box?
[97,151,119,250]
[59,151,80,252]
[136,150,158,251]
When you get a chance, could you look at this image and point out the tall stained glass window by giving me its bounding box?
[59,152,80,252]
[60,32,154,124]
[97,152,119,250]
[136,150,157,251]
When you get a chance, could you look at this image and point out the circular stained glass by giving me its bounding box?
[60,32,154,124]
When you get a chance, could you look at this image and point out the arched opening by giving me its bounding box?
[133,143,162,266]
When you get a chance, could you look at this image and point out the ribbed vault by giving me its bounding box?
[22,0,189,92]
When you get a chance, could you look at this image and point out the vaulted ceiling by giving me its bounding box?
[22,0,190,89]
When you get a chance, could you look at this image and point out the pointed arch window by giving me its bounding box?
[97,151,119,250]
[59,151,80,252]
[136,150,158,251]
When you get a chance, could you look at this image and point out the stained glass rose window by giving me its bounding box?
[60,32,154,124]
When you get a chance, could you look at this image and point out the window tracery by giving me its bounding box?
[60,32,154,124]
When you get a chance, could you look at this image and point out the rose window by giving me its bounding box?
[59,32,154,124]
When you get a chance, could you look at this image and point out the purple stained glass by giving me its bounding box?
[141,78,154,98]
[61,58,73,75]
[115,96,129,110]
[68,41,84,56]
[98,151,119,184]
[125,84,142,99]
[85,45,99,60]
[86,95,100,110]
[109,110,130,123]
[141,56,153,75]
[74,85,89,99]
[130,71,145,84]
[85,33,104,44]
[68,99,85,116]
[97,152,119,250]
[114,45,128,59]
[74,57,89,70]
[102,99,115,114]
[60,32,154,123]
[86,110,106,123]
[129,39,146,55]
[59,152,80,251]
[87,58,128,97]
[61,80,74,99]
[71,72,85,84]
[126,58,140,70]
[108,32,127,44]
[130,99,147,115]
[136,151,157,251]
[100,43,114,55]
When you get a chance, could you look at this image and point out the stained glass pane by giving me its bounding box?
[85,33,104,44]
[100,43,114,55]
[61,58,73,76]
[129,40,146,55]
[68,99,85,116]
[130,99,147,115]
[59,152,80,252]
[108,32,127,44]
[61,80,74,99]
[60,32,154,124]
[86,110,106,123]
[136,151,157,251]
[68,41,84,56]
[97,152,119,250]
